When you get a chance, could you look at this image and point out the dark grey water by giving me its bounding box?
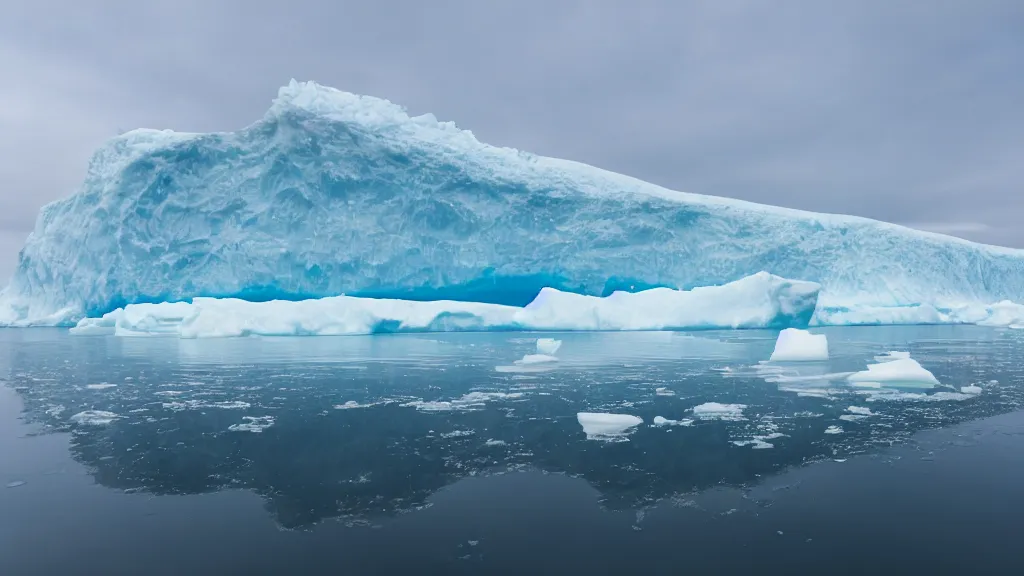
[2,326,1024,575]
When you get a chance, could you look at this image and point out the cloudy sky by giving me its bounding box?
[1,0,1021,280]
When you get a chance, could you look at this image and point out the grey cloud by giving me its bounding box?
[1,0,1022,280]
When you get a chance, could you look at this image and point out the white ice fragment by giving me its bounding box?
[535,338,562,355]
[824,425,843,435]
[228,416,275,433]
[960,385,982,395]
[873,351,911,363]
[655,387,675,396]
[864,390,972,402]
[85,383,117,390]
[484,439,506,446]
[515,354,559,365]
[652,416,693,427]
[440,430,475,438]
[733,439,776,449]
[334,400,391,410]
[769,328,829,362]
[847,357,939,388]
[847,406,874,416]
[577,412,643,441]
[70,410,119,426]
[691,402,747,421]
[162,400,250,411]
[402,391,523,412]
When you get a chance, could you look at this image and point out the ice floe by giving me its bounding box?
[691,402,747,421]
[69,410,119,426]
[577,412,643,441]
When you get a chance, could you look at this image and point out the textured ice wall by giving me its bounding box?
[3,80,1024,326]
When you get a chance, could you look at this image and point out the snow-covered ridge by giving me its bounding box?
[3,79,1024,327]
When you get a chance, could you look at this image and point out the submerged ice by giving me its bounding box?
[3,80,1024,328]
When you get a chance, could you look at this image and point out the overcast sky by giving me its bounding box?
[1,0,1022,280]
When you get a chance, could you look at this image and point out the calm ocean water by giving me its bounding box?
[2,326,1023,575]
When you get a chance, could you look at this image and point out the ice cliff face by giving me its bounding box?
[2,79,1024,326]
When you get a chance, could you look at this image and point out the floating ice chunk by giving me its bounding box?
[402,391,523,412]
[515,354,559,365]
[847,357,939,388]
[768,328,829,362]
[70,410,119,426]
[484,439,506,446]
[847,406,874,416]
[652,416,693,427]
[536,338,562,355]
[85,383,117,390]
[162,400,251,411]
[863,390,972,402]
[960,385,982,395]
[873,351,911,363]
[824,425,843,435]
[691,402,747,421]
[228,416,275,433]
[440,430,475,439]
[733,439,775,449]
[577,412,643,441]
[334,400,392,409]
[655,387,675,396]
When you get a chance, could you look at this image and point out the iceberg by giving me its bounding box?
[768,328,829,362]
[69,272,819,337]
[4,79,1024,327]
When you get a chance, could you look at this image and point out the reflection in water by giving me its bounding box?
[3,327,1023,528]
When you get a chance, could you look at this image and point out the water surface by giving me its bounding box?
[2,326,1023,574]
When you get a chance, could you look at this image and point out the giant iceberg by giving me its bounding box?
[3,79,1024,328]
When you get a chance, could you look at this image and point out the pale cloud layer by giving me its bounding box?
[1,0,1022,280]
